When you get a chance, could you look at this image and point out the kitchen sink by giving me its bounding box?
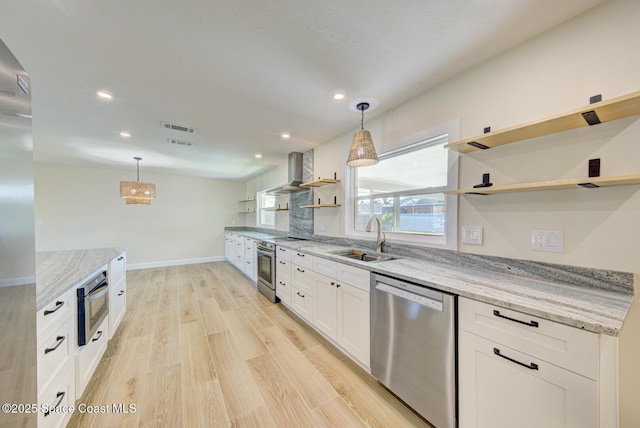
[330,249,396,262]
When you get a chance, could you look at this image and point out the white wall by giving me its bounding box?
[249,1,640,425]
[34,163,245,268]
[244,163,290,231]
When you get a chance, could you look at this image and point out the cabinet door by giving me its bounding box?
[458,330,597,428]
[292,287,313,323]
[337,282,370,368]
[276,278,292,306]
[109,279,126,339]
[234,239,244,269]
[225,234,234,261]
[314,274,338,340]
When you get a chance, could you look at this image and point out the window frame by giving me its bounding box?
[343,119,459,249]
[256,189,276,229]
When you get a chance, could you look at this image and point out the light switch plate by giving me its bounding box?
[531,229,564,253]
[462,226,483,245]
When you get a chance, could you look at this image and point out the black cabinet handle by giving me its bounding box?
[279,248,287,252]
[336,283,341,288]
[44,391,65,417]
[493,347,539,370]
[297,291,305,298]
[279,260,286,264]
[297,267,305,273]
[92,330,103,342]
[331,281,335,286]
[279,281,286,286]
[44,301,64,316]
[493,310,539,328]
[296,253,305,257]
[44,336,65,355]
[118,290,125,296]
[117,256,124,261]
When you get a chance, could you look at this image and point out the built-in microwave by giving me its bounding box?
[77,270,109,346]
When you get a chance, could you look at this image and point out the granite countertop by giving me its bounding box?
[272,240,634,336]
[36,247,127,311]
[226,230,279,241]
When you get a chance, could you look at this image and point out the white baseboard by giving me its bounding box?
[127,256,226,271]
[0,276,36,287]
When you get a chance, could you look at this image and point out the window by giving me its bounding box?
[346,121,459,249]
[257,190,275,228]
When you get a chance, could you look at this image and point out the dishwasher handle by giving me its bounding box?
[375,282,444,312]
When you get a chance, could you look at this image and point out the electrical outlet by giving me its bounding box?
[531,229,564,253]
[461,226,483,245]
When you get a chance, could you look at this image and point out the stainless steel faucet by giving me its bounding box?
[366,216,386,253]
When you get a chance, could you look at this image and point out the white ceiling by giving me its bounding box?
[0,0,606,180]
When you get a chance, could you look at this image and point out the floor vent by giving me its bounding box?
[161,121,196,134]
[167,138,194,147]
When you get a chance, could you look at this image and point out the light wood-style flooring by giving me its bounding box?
[68,262,432,427]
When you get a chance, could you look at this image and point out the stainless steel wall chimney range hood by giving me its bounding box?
[266,152,306,194]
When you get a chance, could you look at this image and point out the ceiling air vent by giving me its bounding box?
[167,138,194,147]
[161,121,196,134]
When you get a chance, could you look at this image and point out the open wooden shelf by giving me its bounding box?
[445,91,640,153]
[300,178,341,187]
[445,173,640,195]
[299,204,342,209]
[238,210,256,214]
[276,208,290,211]
[239,198,256,203]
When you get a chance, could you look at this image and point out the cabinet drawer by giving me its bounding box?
[76,317,109,397]
[459,297,599,380]
[109,253,126,287]
[292,251,314,269]
[336,263,370,291]
[276,278,292,306]
[292,264,315,296]
[38,362,75,428]
[37,288,75,348]
[276,245,292,262]
[292,287,314,322]
[276,259,292,282]
[314,257,337,278]
[109,279,126,339]
[244,247,254,261]
[38,317,75,392]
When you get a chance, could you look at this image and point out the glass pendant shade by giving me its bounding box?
[347,102,379,167]
[119,157,156,205]
[347,129,379,167]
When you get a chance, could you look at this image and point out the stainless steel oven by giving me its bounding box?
[256,240,278,303]
[77,270,109,346]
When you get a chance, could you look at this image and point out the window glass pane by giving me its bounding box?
[398,193,444,234]
[356,140,447,195]
[355,197,394,231]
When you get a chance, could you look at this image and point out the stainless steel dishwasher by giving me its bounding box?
[371,273,456,428]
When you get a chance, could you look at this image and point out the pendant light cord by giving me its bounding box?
[361,108,364,130]
[136,159,140,182]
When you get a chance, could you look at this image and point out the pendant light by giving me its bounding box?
[119,157,156,205]
[347,102,379,167]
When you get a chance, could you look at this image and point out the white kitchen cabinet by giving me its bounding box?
[37,287,76,428]
[458,296,614,428]
[314,273,338,339]
[291,257,315,323]
[37,362,75,428]
[224,232,234,262]
[336,280,370,367]
[109,252,127,339]
[243,237,256,281]
[311,261,370,369]
[75,316,109,397]
[276,252,292,305]
[233,234,244,269]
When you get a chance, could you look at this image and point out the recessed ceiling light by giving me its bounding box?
[120,131,131,138]
[255,153,262,159]
[281,132,290,139]
[96,90,113,100]
[333,92,345,101]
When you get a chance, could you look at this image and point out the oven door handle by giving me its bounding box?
[87,283,108,302]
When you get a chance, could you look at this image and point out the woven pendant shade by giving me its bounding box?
[124,196,152,205]
[119,157,156,205]
[347,102,379,167]
[347,130,379,167]
[119,181,156,199]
